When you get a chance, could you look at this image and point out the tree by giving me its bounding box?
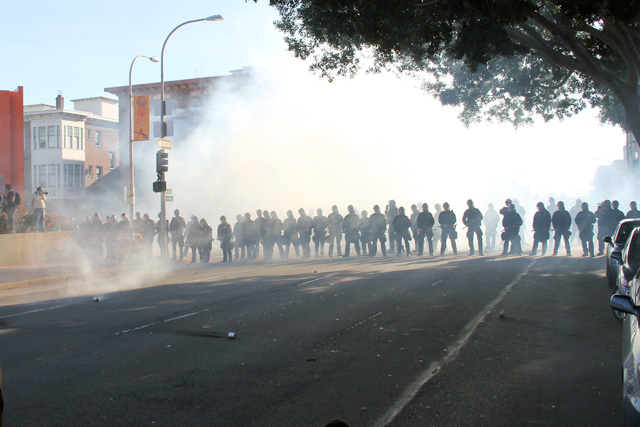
[266,0,640,145]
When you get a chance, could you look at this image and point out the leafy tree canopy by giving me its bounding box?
[265,0,640,143]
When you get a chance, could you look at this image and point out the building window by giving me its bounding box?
[87,129,92,141]
[64,164,84,187]
[109,152,115,169]
[38,165,47,187]
[38,127,46,149]
[47,126,56,148]
[95,130,102,147]
[73,127,80,149]
[57,125,61,148]
[66,126,73,148]
[96,166,103,179]
[33,127,37,149]
[48,164,57,187]
[88,166,93,178]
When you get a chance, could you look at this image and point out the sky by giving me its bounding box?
[1,0,629,220]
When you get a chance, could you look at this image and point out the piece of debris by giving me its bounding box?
[227,332,236,339]
[499,310,505,318]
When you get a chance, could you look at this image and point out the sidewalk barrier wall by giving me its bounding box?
[0,232,73,267]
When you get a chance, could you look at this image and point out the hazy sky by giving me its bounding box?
[1,0,627,217]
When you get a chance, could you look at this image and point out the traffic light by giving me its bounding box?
[156,150,169,174]
[153,180,167,193]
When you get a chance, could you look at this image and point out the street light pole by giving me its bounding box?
[129,54,159,220]
[158,14,223,257]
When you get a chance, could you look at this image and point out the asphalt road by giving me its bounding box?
[0,252,621,426]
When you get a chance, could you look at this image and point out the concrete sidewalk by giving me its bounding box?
[0,263,96,291]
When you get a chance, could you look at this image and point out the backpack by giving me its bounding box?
[13,192,21,206]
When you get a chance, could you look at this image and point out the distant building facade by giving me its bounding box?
[23,95,119,216]
[104,68,252,214]
[592,132,640,200]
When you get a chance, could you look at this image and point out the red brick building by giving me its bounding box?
[0,87,25,215]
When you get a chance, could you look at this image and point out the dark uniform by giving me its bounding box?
[552,202,572,256]
[416,203,435,256]
[369,205,387,257]
[594,200,617,255]
[282,210,300,259]
[393,207,412,256]
[327,206,344,257]
[439,203,458,255]
[462,200,483,255]
[312,209,329,257]
[530,203,551,256]
[359,211,371,256]
[575,203,596,257]
[502,204,522,255]
[343,205,361,257]
[297,209,314,259]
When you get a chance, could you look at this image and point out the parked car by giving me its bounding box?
[611,281,640,424]
[605,219,640,289]
[1,365,3,426]
[612,227,640,322]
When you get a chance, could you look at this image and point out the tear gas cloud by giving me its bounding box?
[166,65,625,225]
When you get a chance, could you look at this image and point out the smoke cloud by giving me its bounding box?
[163,65,624,226]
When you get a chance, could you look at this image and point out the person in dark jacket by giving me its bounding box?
[282,210,300,259]
[462,199,483,256]
[312,208,329,257]
[627,201,640,219]
[530,202,551,256]
[359,210,371,256]
[595,200,617,255]
[199,218,213,263]
[186,216,201,264]
[439,202,458,255]
[417,203,435,256]
[327,205,344,257]
[612,200,626,224]
[217,216,234,262]
[393,206,412,257]
[369,205,387,257]
[575,202,596,257]
[552,201,572,256]
[343,205,361,257]
[502,204,523,255]
[297,208,314,259]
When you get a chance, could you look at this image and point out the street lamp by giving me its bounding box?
[157,14,224,256]
[129,54,159,220]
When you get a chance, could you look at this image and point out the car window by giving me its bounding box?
[616,223,640,243]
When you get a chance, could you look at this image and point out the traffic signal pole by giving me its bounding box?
[156,148,169,256]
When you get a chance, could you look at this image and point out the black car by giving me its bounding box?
[605,219,640,289]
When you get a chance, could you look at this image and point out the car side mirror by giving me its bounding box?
[604,236,612,244]
[611,294,640,318]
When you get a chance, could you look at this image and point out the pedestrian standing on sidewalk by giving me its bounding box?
[32,187,47,232]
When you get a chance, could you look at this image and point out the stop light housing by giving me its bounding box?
[153,180,167,193]
[156,151,169,174]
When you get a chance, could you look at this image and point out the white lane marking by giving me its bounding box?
[315,311,383,348]
[374,259,536,427]
[430,279,445,287]
[297,273,338,286]
[114,309,209,335]
[0,304,68,319]
[185,275,223,283]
